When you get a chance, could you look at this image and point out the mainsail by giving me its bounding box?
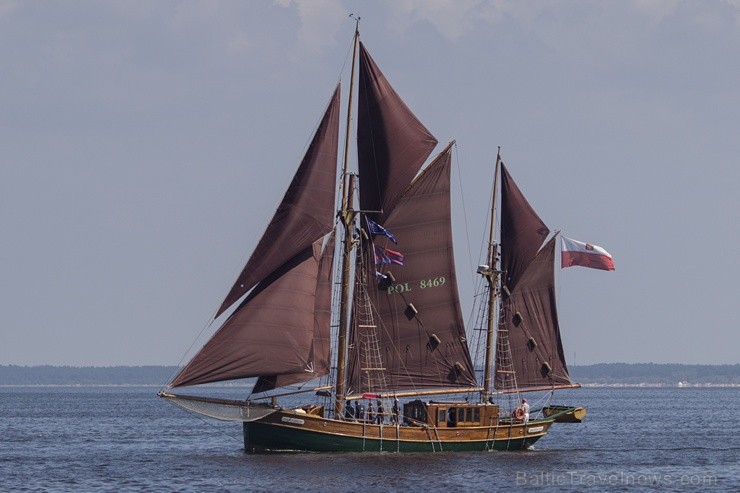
[347,146,477,392]
[169,86,341,388]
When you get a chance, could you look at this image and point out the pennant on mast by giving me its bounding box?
[373,245,404,265]
[366,217,397,244]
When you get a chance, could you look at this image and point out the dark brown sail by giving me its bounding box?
[347,147,477,392]
[495,237,573,390]
[500,163,549,291]
[216,86,341,317]
[357,42,438,223]
[252,234,335,393]
[171,237,333,388]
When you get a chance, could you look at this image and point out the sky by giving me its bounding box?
[1,0,739,367]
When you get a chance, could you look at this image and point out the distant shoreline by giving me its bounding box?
[1,363,738,387]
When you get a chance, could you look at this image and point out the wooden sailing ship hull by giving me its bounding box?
[242,409,553,453]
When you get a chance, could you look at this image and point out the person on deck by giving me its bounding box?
[344,400,355,421]
[376,400,384,424]
[367,400,375,423]
[522,398,530,424]
[391,398,400,424]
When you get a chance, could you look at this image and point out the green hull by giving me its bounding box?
[243,420,546,453]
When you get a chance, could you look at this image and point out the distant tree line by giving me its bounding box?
[0,365,179,386]
[570,363,740,385]
[0,363,738,386]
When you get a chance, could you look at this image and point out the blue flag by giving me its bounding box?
[374,245,404,265]
[366,217,397,244]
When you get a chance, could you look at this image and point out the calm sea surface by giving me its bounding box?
[0,386,737,492]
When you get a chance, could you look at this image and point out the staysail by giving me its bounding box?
[169,87,341,388]
[171,237,335,388]
[215,86,341,317]
[347,146,478,392]
[252,234,335,393]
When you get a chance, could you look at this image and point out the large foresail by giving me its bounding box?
[500,163,549,292]
[216,86,341,317]
[495,237,573,391]
[347,147,478,393]
[251,234,335,394]
[357,42,438,223]
[171,237,333,388]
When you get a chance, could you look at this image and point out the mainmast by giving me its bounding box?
[334,19,360,418]
[481,148,501,402]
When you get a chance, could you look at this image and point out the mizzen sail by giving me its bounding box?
[496,236,573,391]
[500,163,549,292]
[495,165,572,391]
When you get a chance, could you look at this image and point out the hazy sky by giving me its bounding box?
[2,0,738,367]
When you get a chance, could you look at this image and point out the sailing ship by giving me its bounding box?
[160,24,599,453]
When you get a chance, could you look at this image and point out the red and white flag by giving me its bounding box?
[560,236,615,271]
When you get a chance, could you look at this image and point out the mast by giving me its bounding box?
[334,20,360,418]
[481,148,501,402]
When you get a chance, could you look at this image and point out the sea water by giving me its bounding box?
[0,386,737,492]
